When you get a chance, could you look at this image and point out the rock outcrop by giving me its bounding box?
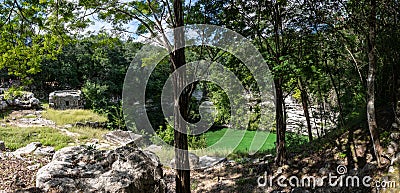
[12,142,55,158]
[36,145,165,193]
[0,91,40,110]
[103,130,143,146]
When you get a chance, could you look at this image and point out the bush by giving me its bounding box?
[153,124,207,149]
[81,81,108,112]
[3,86,24,100]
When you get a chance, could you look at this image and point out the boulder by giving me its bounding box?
[103,130,143,146]
[13,142,42,157]
[390,132,400,140]
[198,155,226,169]
[0,91,40,109]
[29,97,40,106]
[387,141,399,155]
[391,152,400,165]
[145,145,162,153]
[0,101,7,110]
[170,153,200,169]
[36,146,165,193]
[189,153,199,168]
[33,146,55,157]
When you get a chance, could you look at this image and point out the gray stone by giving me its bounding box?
[388,166,395,173]
[390,132,400,140]
[291,188,311,193]
[13,142,42,157]
[170,153,208,169]
[49,90,84,110]
[0,101,7,110]
[0,91,40,109]
[103,130,143,146]
[198,155,226,169]
[27,164,41,171]
[391,152,400,165]
[189,153,199,168]
[33,146,55,157]
[0,141,5,151]
[29,97,40,106]
[145,145,162,153]
[318,167,330,175]
[392,123,399,129]
[388,146,396,155]
[387,141,398,155]
[36,146,165,193]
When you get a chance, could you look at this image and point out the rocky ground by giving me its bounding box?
[0,153,50,192]
[0,109,399,192]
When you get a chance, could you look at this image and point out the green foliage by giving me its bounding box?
[0,0,81,83]
[3,86,24,100]
[106,102,126,130]
[188,130,207,150]
[155,124,207,149]
[156,125,175,146]
[82,81,109,112]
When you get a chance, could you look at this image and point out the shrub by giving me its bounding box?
[153,124,207,149]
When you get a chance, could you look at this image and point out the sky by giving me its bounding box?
[83,0,198,41]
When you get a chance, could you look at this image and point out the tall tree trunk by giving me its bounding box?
[171,0,190,192]
[367,0,382,167]
[275,77,286,166]
[298,78,313,142]
[324,58,345,126]
[273,1,287,166]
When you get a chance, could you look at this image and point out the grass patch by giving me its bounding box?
[205,128,276,154]
[42,108,107,125]
[0,126,73,151]
[205,128,308,155]
[68,126,109,142]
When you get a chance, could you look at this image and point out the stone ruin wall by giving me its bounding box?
[49,90,84,110]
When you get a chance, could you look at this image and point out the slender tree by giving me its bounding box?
[172,0,191,192]
[366,0,382,166]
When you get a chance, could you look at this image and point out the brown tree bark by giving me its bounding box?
[273,2,287,166]
[275,77,286,166]
[171,0,190,193]
[367,0,382,167]
[298,78,313,142]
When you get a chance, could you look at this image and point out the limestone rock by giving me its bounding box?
[33,146,55,157]
[189,153,199,168]
[387,141,398,155]
[0,101,7,110]
[103,130,143,146]
[49,90,84,110]
[36,146,165,193]
[170,153,208,169]
[13,142,42,157]
[390,132,400,140]
[145,145,162,153]
[391,152,400,165]
[0,91,40,109]
[388,166,395,173]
